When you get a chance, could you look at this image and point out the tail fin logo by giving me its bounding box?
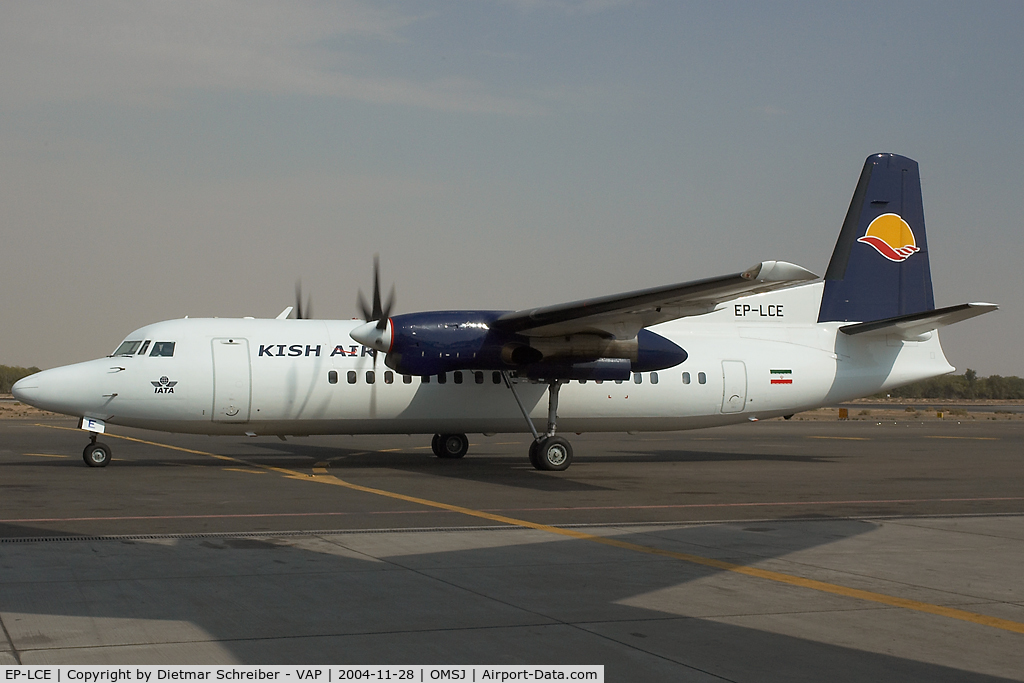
[857,213,920,262]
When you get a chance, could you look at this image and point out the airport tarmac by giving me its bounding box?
[1,416,1022,680]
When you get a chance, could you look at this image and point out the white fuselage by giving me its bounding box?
[15,281,954,438]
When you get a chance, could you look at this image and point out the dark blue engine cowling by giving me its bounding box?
[520,358,632,381]
[383,311,687,379]
[634,328,689,371]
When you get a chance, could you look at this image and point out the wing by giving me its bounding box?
[493,261,818,339]
[839,302,998,340]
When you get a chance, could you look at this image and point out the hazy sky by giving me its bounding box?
[2,1,1021,375]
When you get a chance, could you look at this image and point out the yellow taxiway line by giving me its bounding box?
[34,423,1024,636]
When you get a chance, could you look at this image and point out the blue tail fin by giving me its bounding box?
[818,153,935,323]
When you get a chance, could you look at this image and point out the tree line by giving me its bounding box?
[1,365,40,394]
[878,369,1024,400]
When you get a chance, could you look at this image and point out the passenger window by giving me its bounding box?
[384,371,394,384]
[633,373,642,384]
[651,372,659,385]
[698,372,707,384]
[347,371,357,384]
[614,379,623,384]
[366,371,375,384]
[437,373,447,385]
[492,371,502,384]
[138,341,151,355]
[403,375,412,384]
[682,372,690,384]
[453,371,463,385]
[113,341,142,356]
[474,371,484,385]
[578,379,586,384]
[150,342,175,357]
[595,379,603,385]
[328,370,338,385]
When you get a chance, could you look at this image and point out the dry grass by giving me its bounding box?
[0,396,59,419]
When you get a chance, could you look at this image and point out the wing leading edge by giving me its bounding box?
[493,260,818,339]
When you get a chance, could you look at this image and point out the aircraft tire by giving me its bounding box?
[436,433,469,459]
[528,440,542,469]
[534,436,572,471]
[83,442,112,468]
[430,433,443,456]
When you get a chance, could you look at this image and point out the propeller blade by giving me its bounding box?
[371,255,383,320]
[294,281,313,319]
[357,254,396,328]
[377,284,396,330]
[356,290,371,321]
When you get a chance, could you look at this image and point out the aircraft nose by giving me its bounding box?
[11,362,112,416]
[11,374,39,404]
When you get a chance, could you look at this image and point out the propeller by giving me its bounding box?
[356,255,395,331]
[294,281,313,320]
[351,255,398,419]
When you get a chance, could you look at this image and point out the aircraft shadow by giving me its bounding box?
[0,519,1015,681]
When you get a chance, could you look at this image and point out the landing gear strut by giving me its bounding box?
[503,373,573,471]
[82,433,112,467]
[432,433,469,459]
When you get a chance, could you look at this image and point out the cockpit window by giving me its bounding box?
[149,341,176,357]
[112,341,142,357]
[138,340,151,355]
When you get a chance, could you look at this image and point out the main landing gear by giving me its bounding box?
[503,373,573,472]
[432,432,469,459]
[82,434,112,467]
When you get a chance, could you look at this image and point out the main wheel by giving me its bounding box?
[83,442,112,467]
[431,433,443,456]
[528,439,542,469]
[533,436,572,471]
[436,433,469,459]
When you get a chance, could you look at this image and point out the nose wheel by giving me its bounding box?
[83,440,112,467]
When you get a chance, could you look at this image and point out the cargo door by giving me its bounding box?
[721,360,747,414]
[212,338,251,422]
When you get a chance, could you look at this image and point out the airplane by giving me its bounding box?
[12,153,997,471]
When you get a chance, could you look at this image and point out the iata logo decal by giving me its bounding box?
[151,376,177,394]
[857,213,920,262]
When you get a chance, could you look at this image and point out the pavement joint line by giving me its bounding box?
[29,423,1024,636]
[6,513,1024,545]
[13,621,651,656]
[0,612,21,665]
[924,436,999,440]
[6,511,1023,532]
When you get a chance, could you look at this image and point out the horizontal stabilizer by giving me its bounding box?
[839,303,997,340]
[494,261,817,339]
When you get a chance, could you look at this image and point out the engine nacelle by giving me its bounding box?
[519,358,632,381]
[377,311,687,377]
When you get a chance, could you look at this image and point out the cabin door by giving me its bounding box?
[212,338,251,422]
[721,360,747,414]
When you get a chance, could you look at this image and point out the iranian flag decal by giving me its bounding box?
[770,369,792,385]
